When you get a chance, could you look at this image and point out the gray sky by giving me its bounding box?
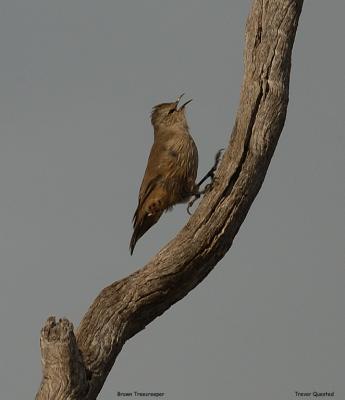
[0,1,344,399]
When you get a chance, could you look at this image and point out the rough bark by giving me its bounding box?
[36,1,304,399]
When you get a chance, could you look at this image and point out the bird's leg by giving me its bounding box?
[196,148,224,188]
[187,148,224,215]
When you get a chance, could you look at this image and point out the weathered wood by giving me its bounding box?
[36,318,88,400]
[36,1,304,399]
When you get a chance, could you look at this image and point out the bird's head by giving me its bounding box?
[151,93,192,129]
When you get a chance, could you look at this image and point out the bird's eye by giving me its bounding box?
[168,108,175,114]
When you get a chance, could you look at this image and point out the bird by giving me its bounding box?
[130,94,198,254]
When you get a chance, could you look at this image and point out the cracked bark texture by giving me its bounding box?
[36,1,304,399]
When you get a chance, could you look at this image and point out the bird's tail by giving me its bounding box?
[130,211,162,254]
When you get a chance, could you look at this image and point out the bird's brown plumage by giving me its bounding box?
[130,95,198,254]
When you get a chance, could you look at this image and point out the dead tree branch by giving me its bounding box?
[36,1,304,399]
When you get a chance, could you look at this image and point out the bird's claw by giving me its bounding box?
[187,194,200,215]
[215,148,224,163]
[186,148,224,215]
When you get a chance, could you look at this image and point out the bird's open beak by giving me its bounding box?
[176,93,185,104]
[174,93,192,110]
[179,98,193,109]
[173,93,185,110]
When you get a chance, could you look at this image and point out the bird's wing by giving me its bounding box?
[130,142,176,254]
[130,185,166,254]
[135,141,175,216]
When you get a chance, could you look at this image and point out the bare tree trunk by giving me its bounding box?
[36,1,304,399]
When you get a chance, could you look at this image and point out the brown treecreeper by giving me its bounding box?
[130,94,222,254]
